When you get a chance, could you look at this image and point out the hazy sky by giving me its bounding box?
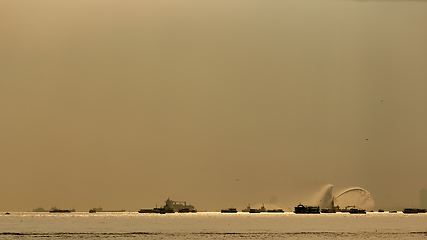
[1,0,427,211]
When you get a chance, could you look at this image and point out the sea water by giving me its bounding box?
[1,212,427,239]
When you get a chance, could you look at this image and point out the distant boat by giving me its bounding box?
[294,204,320,214]
[349,208,366,214]
[403,208,418,214]
[89,207,125,213]
[138,207,174,214]
[267,209,284,213]
[250,204,267,213]
[221,207,238,213]
[340,206,356,213]
[50,209,70,213]
[32,207,48,212]
[402,208,426,214]
[242,204,265,213]
[49,207,74,213]
[321,208,336,213]
[139,198,196,214]
[249,208,260,213]
[5,212,10,215]
[242,204,251,213]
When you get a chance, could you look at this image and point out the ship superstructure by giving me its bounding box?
[139,198,196,213]
[164,198,196,212]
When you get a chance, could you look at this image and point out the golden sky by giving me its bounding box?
[1,0,427,211]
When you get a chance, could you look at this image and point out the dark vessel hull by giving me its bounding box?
[138,208,174,214]
[349,208,366,214]
[221,208,238,213]
[178,208,197,213]
[294,204,320,214]
[249,209,260,213]
[403,208,427,214]
[49,210,71,213]
[90,208,126,213]
[321,208,336,213]
[154,208,175,214]
[138,209,155,213]
[267,209,284,213]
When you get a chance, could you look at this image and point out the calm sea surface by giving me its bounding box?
[1,212,427,239]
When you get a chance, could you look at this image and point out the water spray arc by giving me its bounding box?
[320,185,374,211]
[335,187,372,200]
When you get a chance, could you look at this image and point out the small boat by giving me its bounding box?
[49,207,72,213]
[349,208,366,214]
[249,208,260,213]
[389,210,397,213]
[138,206,174,214]
[242,203,265,213]
[221,208,238,213]
[402,208,426,214]
[340,206,356,213]
[5,212,10,215]
[267,209,284,213]
[321,208,336,213]
[378,209,384,212]
[32,207,48,212]
[89,207,125,213]
[242,204,251,213]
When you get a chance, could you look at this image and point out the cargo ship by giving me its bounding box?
[139,198,196,214]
